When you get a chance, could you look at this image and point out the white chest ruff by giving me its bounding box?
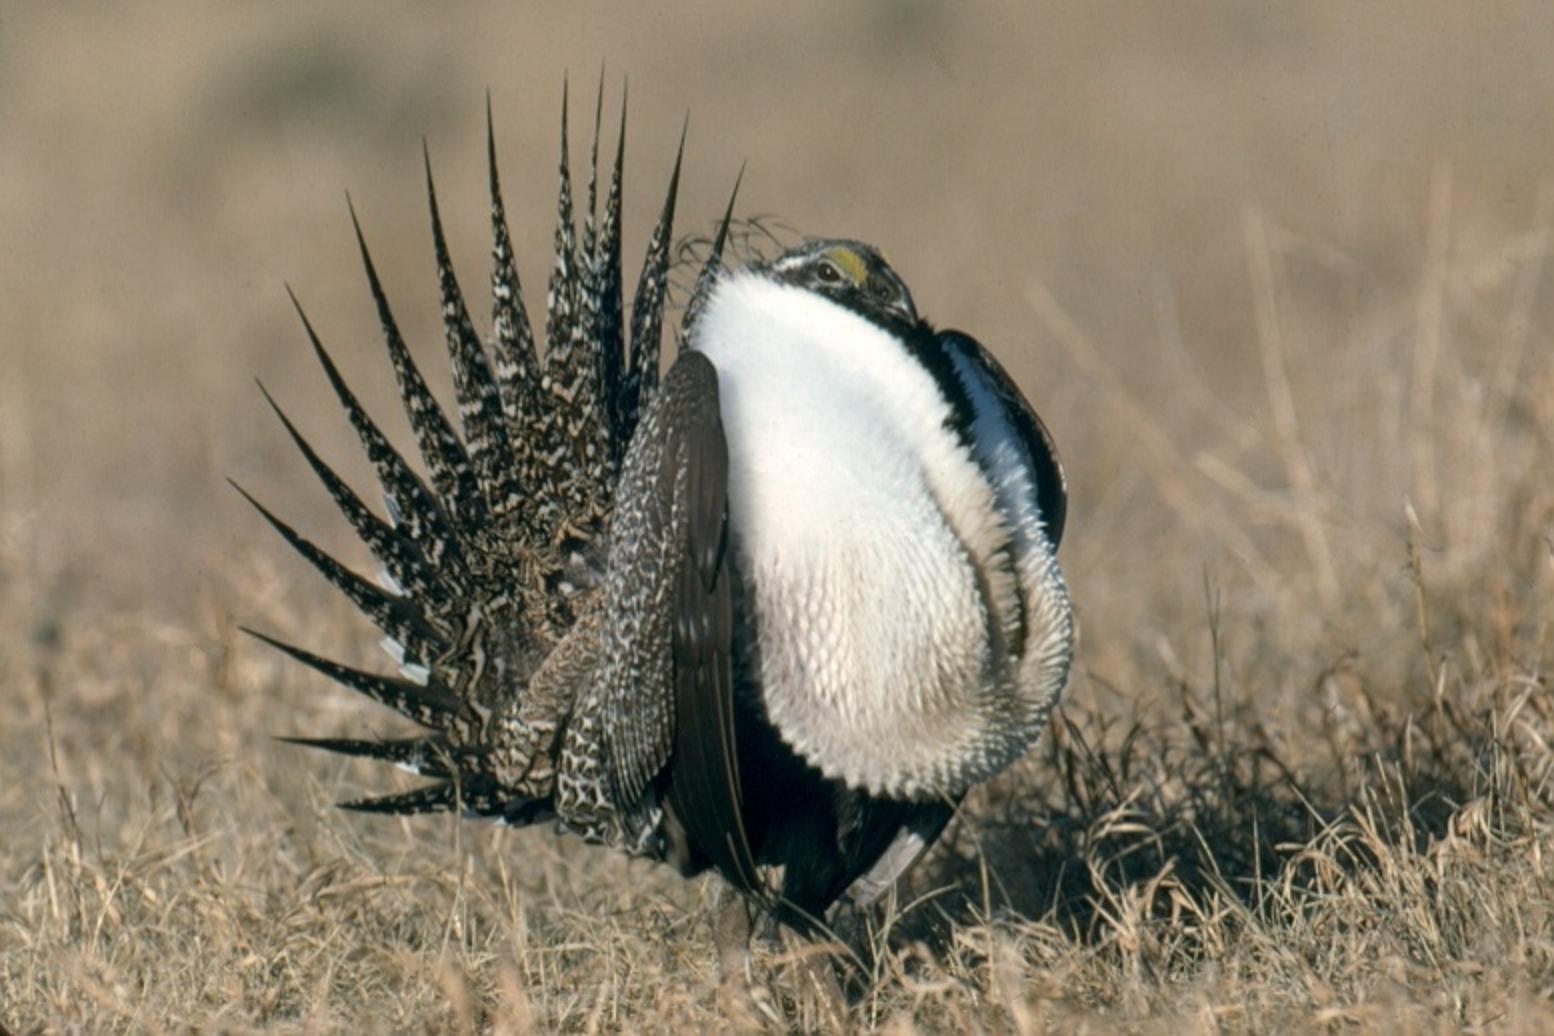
[693,274,1069,799]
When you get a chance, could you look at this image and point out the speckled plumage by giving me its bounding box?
[242,87,1073,941]
[243,87,680,833]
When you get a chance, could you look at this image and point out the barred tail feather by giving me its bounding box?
[230,480,445,667]
[595,88,628,467]
[276,735,487,779]
[538,83,584,530]
[542,82,615,533]
[254,381,450,610]
[242,627,467,731]
[339,784,460,815]
[622,123,685,445]
[349,199,485,527]
[423,149,524,523]
[484,99,548,541]
[286,288,466,577]
[339,782,552,823]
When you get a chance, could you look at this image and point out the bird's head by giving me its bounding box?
[760,239,920,330]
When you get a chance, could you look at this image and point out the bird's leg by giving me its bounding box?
[712,886,771,1028]
[714,886,754,977]
[826,897,881,994]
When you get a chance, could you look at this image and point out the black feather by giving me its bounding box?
[242,627,464,730]
[348,198,484,525]
[339,784,457,815]
[539,80,613,529]
[286,287,466,576]
[277,735,487,779]
[484,99,548,541]
[595,87,628,465]
[230,481,445,666]
[621,122,685,444]
[255,381,450,609]
[542,81,580,401]
[424,148,523,521]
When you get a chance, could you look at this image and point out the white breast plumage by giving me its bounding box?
[692,272,1070,799]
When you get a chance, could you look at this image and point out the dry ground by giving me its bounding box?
[5,4,1554,1032]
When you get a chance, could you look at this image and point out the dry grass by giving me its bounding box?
[6,4,1554,1032]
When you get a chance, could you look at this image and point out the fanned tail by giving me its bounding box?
[246,87,688,823]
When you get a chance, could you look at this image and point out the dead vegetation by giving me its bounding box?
[6,181,1554,1032]
[5,4,1554,1032]
[6,467,1554,1032]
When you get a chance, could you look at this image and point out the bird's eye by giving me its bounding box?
[815,261,843,285]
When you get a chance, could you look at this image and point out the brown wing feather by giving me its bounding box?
[594,352,761,896]
[660,353,763,899]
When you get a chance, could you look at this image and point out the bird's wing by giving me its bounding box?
[596,351,763,898]
[936,330,1068,549]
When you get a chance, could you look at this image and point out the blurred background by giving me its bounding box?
[3,0,1554,756]
[6,4,1554,1026]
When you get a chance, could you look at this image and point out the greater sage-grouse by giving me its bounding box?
[241,90,1073,943]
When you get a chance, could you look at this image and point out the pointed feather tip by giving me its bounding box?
[274,735,431,776]
[421,138,436,197]
[340,194,391,303]
[702,166,746,280]
[612,80,628,174]
[253,378,298,431]
[297,307,347,386]
[239,625,322,665]
[238,623,275,647]
[252,381,329,471]
[345,193,375,267]
[241,624,463,721]
[273,734,454,771]
[486,95,501,188]
[713,163,747,249]
[679,165,745,338]
[345,194,402,332]
[273,734,352,753]
[283,283,349,383]
[558,74,570,149]
[283,281,312,332]
[658,118,688,217]
[591,65,605,142]
[226,476,262,510]
[422,145,451,258]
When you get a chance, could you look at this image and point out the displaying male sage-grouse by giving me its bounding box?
[241,89,1073,948]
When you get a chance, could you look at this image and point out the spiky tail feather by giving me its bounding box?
[243,85,688,819]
